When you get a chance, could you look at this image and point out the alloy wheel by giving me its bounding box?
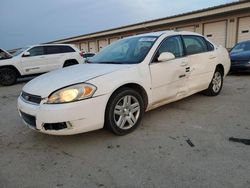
[212,71,222,93]
[113,95,140,130]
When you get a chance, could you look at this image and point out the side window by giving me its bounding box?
[45,46,60,55]
[28,47,45,56]
[59,46,75,53]
[158,36,184,58]
[183,36,208,55]
[206,40,214,51]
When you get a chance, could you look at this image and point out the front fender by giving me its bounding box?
[89,65,152,102]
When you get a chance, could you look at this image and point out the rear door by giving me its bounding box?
[150,35,189,107]
[182,35,216,94]
[43,46,64,71]
[44,45,76,71]
[20,46,48,74]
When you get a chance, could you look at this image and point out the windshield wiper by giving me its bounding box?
[93,62,124,64]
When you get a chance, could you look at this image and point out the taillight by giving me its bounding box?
[79,52,84,57]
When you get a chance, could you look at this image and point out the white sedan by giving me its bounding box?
[17,31,230,136]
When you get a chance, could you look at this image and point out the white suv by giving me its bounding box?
[0,44,84,86]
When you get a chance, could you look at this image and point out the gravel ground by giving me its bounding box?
[0,75,250,188]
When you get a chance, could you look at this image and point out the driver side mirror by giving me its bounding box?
[22,51,30,57]
[157,52,175,62]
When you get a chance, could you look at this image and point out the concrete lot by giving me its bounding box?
[0,75,250,188]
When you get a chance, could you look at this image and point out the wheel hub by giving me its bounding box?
[212,72,222,93]
[113,95,140,130]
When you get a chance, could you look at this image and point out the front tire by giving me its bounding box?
[202,68,223,96]
[0,68,18,86]
[105,88,145,136]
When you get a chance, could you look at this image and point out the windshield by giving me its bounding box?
[12,47,29,57]
[231,41,250,54]
[89,36,158,64]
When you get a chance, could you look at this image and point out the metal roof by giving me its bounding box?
[49,1,250,44]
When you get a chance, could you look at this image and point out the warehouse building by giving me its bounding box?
[51,0,250,52]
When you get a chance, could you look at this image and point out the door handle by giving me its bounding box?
[179,74,186,78]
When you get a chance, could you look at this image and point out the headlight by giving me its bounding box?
[47,83,97,104]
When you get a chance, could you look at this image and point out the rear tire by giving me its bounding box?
[105,88,144,136]
[202,68,223,96]
[0,68,18,86]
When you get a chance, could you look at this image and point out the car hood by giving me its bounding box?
[230,51,250,61]
[23,64,132,97]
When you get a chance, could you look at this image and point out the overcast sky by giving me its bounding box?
[0,0,237,50]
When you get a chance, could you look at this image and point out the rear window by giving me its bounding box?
[45,46,60,55]
[59,46,75,53]
[45,45,75,55]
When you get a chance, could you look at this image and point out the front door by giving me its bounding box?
[150,36,189,107]
[21,46,48,74]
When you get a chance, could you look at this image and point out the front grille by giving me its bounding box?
[21,92,42,104]
[20,111,36,128]
[44,123,67,130]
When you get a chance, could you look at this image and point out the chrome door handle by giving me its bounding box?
[179,74,186,78]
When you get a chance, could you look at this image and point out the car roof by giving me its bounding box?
[128,30,202,38]
[27,44,75,48]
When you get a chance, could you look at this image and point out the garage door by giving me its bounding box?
[238,17,250,42]
[73,43,80,49]
[89,41,97,53]
[109,37,119,44]
[98,39,108,51]
[203,21,227,47]
[176,25,195,32]
[80,42,88,52]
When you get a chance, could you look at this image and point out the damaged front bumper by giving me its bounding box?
[17,94,109,135]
